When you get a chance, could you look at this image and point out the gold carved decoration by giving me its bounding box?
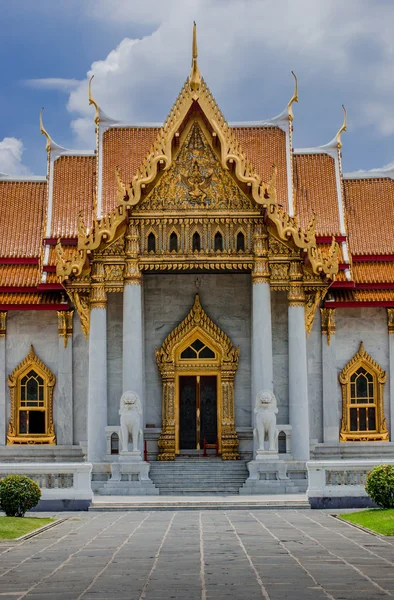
[305,289,327,336]
[387,308,394,334]
[339,342,388,442]
[321,308,336,345]
[139,122,253,212]
[66,290,90,339]
[156,294,240,461]
[57,310,74,348]
[7,346,56,445]
[0,311,7,337]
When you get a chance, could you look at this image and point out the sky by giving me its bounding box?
[1,0,394,176]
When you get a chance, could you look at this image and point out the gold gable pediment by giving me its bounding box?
[138,121,254,213]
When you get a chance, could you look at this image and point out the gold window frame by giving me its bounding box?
[7,346,56,445]
[339,341,388,442]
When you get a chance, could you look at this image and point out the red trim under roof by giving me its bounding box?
[0,257,39,265]
[0,304,69,311]
[43,238,77,246]
[352,255,394,262]
[325,301,394,308]
[316,235,347,243]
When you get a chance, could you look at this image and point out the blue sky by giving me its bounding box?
[1,0,394,176]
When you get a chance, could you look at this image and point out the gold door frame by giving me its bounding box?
[156,295,240,460]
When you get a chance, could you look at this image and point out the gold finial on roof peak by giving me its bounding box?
[88,75,100,125]
[40,108,51,154]
[336,104,347,149]
[189,22,201,91]
[287,71,298,122]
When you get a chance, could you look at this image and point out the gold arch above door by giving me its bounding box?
[156,295,240,460]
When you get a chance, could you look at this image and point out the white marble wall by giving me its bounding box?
[142,273,252,429]
[72,314,88,445]
[271,292,289,424]
[107,293,123,426]
[335,306,390,434]
[307,311,323,442]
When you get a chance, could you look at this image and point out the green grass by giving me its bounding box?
[0,516,54,540]
[339,509,394,535]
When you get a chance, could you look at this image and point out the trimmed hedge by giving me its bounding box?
[0,475,41,517]
[365,464,394,509]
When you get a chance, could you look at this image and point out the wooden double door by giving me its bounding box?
[179,375,217,450]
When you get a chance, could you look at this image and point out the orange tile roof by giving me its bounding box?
[51,155,95,238]
[0,265,41,287]
[102,127,160,215]
[0,181,47,257]
[293,154,341,236]
[0,292,63,305]
[232,127,288,211]
[331,289,394,303]
[343,178,394,255]
[353,262,394,284]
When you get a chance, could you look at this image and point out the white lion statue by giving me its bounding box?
[254,390,278,452]
[119,391,143,453]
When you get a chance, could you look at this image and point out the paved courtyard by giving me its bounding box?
[1,510,394,600]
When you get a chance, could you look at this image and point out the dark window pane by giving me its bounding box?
[350,382,356,402]
[278,431,286,453]
[19,411,28,434]
[111,433,119,454]
[368,382,374,401]
[191,339,205,352]
[169,232,178,252]
[147,232,156,252]
[236,232,245,251]
[199,346,215,359]
[26,378,38,401]
[366,371,373,381]
[29,411,46,434]
[350,408,358,431]
[368,407,376,430]
[214,232,223,251]
[356,373,368,399]
[359,408,367,431]
[181,346,197,359]
[192,232,201,251]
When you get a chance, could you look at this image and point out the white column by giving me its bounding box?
[0,312,6,445]
[321,308,339,442]
[56,311,73,445]
[87,270,107,463]
[252,281,274,398]
[288,286,310,460]
[388,309,394,441]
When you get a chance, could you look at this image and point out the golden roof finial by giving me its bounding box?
[189,22,201,91]
[88,75,100,125]
[40,108,51,154]
[336,105,347,149]
[287,71,298,122]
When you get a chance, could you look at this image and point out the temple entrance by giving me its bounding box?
[156,295,240,460]
[179,375,217,450]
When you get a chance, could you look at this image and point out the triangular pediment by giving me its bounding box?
[138,121,254,212]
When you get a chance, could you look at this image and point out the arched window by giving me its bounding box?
[192,232,201,252]
[169,231,178,252]
[180,338,215,360]
[236,231,245,252]
[339,341,388,441]
[111,432,119,454]
[7,346,56,444]
[147,232,156,253]
[214,231,223,252]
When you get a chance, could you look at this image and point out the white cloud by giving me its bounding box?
[24,78,82,93]
[0,138,32,176]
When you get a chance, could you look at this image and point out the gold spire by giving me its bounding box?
[39,108,51,154]
[287,71,298,122]
[189,22,201,91]
[88,75,100,125]
[336,104,347,149]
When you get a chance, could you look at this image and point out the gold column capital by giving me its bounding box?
[288,285,305,307]
[90,260,107,308]
[252,258,270,284]
[0,311,7,337]
[57,310,74,348]
[321,307,336,345]
[124,222,141,285]
[388,308,394,334]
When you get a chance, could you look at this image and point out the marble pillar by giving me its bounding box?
[321,308,339,442]
[388,309,394,441]
[0,312,6,445]
[288,286,310,460]
[56,311,73,445]
[252,281,274,397]
[87,270,107,463]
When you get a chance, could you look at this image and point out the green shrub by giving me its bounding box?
[365,464,394,509]
[0,475,41,517]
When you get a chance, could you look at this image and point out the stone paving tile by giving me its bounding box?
[0,510,394,599]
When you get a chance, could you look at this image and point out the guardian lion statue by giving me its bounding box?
[254,390,278,452]
[119,391,143,453]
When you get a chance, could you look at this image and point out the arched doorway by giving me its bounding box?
[156,295,240,460]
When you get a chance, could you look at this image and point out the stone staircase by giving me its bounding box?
[149,458,249,495]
